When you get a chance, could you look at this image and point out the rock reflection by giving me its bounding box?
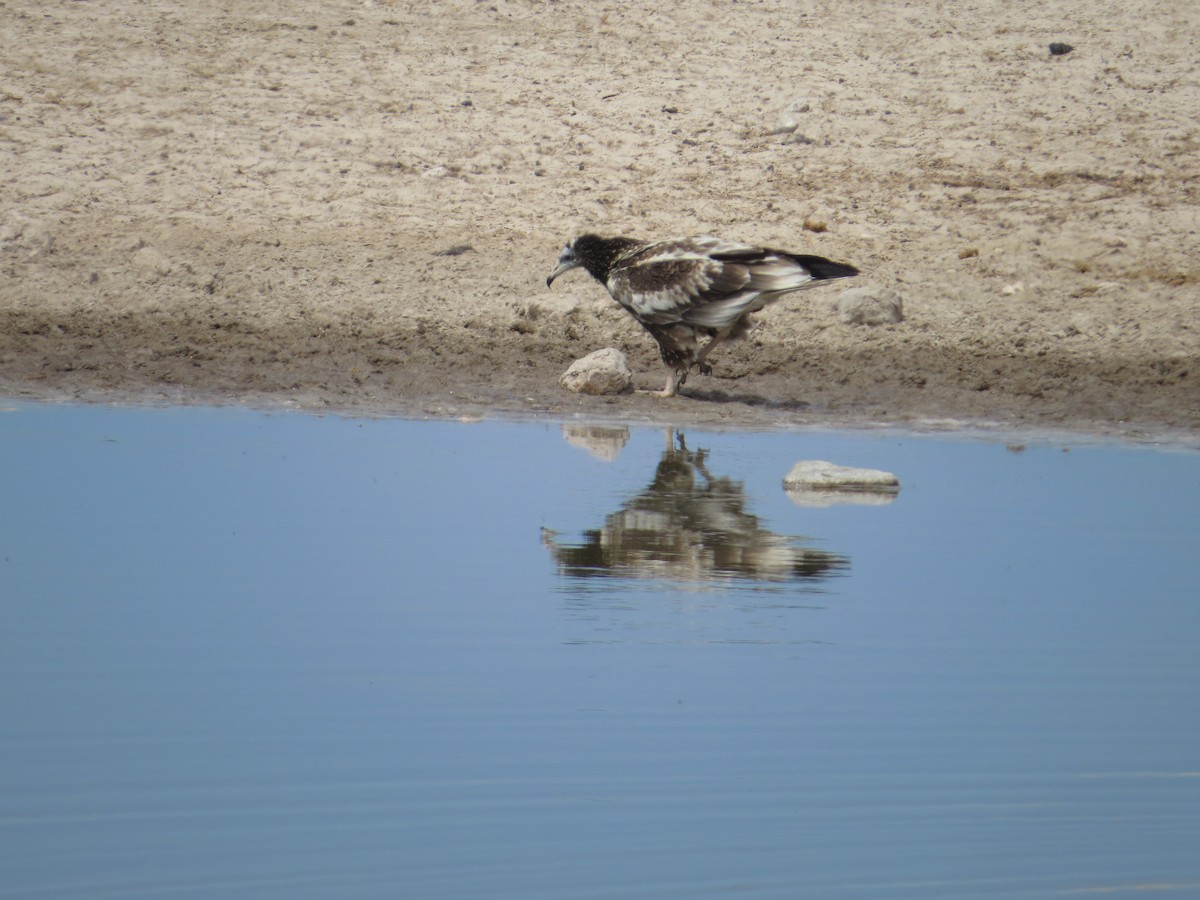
[561,424,631,462]
[544,431,849,585]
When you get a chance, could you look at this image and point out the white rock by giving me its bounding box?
[782,461,900,507]
[559,348,633,395]
[132,246,172,277]
[833,286,904,325]
[768,97,810,135]
[769,115,799,136]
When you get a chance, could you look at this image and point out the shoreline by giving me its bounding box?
[3,0,1196,448]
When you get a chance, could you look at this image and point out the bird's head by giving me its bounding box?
[547,233,636,287]
[546,238,582,287]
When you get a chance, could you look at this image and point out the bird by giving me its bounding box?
[546,233,859,397]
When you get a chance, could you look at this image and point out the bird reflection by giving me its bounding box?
[544,431,848,585]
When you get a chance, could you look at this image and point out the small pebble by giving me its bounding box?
[132,246,171,277]
[768,97,810,135]
[1049,42,1074,56]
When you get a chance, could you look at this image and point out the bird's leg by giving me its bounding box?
[660,367,685,397]
[693,334,726,376]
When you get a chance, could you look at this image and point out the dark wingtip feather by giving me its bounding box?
[789,254,859,280]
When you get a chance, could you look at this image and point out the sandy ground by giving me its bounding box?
[2,0,1197,440]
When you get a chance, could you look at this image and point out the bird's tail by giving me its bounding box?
[790,255,859,280]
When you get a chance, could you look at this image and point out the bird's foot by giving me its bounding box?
[638,371,685,398]
[692,362,713,376]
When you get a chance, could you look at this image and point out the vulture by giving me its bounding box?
[546,233,858,397]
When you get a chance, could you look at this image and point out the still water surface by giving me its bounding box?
[2,403,1198,898]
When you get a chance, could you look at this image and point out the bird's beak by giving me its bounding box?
[546,259,579,287]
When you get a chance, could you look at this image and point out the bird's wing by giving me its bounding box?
[607,239,818,328]
[605,238,756,325]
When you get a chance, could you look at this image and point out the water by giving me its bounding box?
[2,403,1198,898]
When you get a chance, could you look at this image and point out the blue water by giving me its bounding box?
[2,403,1198,898]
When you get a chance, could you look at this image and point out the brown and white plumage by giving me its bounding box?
[546,233,859,397]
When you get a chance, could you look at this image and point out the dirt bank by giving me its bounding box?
[2,0,1197,440]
